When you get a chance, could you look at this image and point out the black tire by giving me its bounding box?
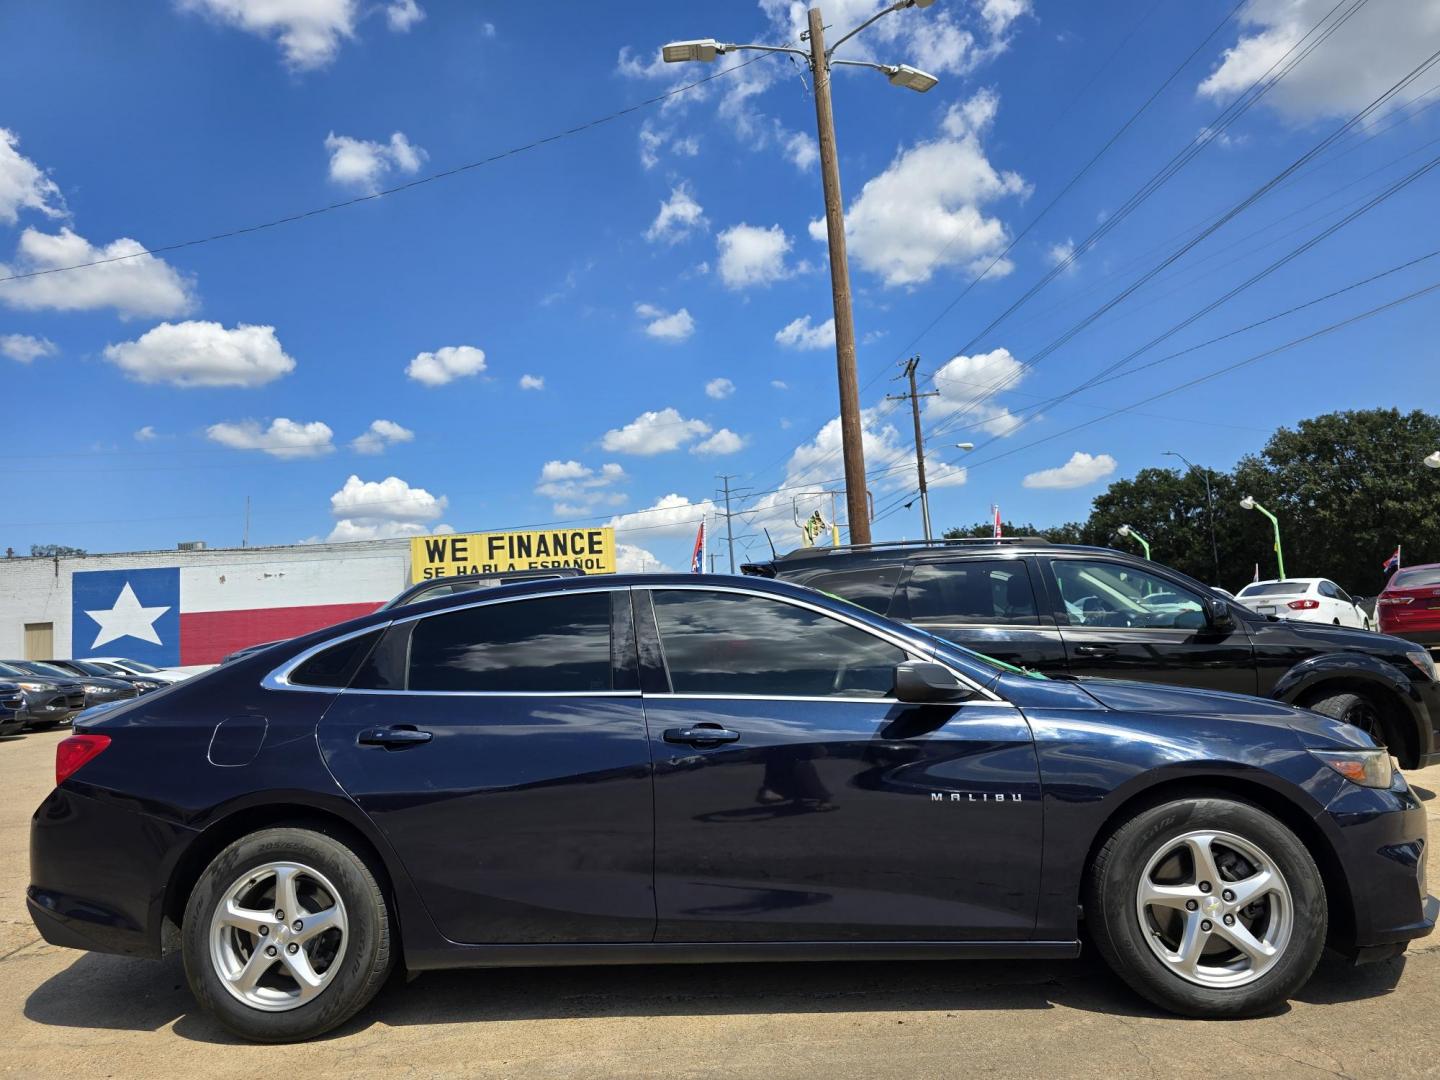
[182,826,392,1042]
[1086,796,1326,1018]
[1303,689,1395,752]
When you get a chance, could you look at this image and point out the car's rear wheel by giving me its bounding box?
[1086,796,1325,1017]
[182,826,392,1042]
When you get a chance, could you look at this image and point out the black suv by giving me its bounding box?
[743,538,1440,768]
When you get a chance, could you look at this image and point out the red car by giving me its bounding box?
[1378,563,1440,648]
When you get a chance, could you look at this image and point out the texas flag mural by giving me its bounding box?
[71,558,403,667]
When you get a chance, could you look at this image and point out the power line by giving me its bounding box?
[0,52,777,287]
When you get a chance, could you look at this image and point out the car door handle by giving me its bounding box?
[357,726,432,748]
[663,725,741,746]
[1074,644,1117,655]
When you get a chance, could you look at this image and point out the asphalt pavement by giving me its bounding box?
[3,727,1440,1078]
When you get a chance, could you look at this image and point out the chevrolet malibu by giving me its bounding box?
[28,575,1435,1042]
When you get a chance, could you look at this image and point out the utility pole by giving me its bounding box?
[886,356,940,540]
[808,7,870,546]
[242,495,251,548]
[716,474,751,574]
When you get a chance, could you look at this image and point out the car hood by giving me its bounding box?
[1258,618,1410,653]
[1,674,82,690]
[1073,677,1373,751]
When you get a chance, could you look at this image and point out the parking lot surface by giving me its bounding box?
[4,727,1440,1078]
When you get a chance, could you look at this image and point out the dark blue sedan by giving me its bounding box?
[27,574,1436,1042]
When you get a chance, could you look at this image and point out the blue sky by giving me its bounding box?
[3,0,1439,571]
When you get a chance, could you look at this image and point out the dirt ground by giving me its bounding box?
[3,726,1440,1078]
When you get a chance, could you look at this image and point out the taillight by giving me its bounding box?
[1378,595,1414,606]
[1287,599,1320,610]
[55,734,111,786]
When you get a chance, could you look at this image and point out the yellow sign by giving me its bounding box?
[410,527,616,582]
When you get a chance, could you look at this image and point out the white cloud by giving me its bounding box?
[179,0,362,70]
[1022,451,1117,490]
[692,428,746,455]
[771,379,789,390]
[601,407,711,455]
[481,20,496,37]
[0,128,64,225]
[645,182,706,244]
[325,131,426,193]
[103,321,296,388]
[207,417,335,458]
[0,227,195,318]
[518,373,544,390]
[608,493,714,539]
[385,0,423,32]
[1047,238,1078,271]
[809,89,1028,287]
[928,347,1028,438]
[1198,0,1440,122]
[327,474,449,543]
[0,332,56,363]
[134,425,159,442]
[782,130,818,171]
[979,0,1031,37]
[535,459,628,514]
[351,418,414,455]
[774,314,835,350]
[705,377,735,400]
[615,542,670,573]
[717,223,793,288]
[405,344,486,386]
[637,120,701,170]
[636,303,695,342]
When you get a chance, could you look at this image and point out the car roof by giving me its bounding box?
[749,538,1131,570]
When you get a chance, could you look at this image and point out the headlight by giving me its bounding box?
[82,684,108,694]
[16,681,47,693]
[1404,648,1438,682]
[1310,749,1394,788]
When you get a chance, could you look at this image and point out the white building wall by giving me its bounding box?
[0,539,412,660]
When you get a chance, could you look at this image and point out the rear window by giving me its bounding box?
[290,629,383,689]
[1238,581,1310,597]
[792,565,902,614]
[1392,568,1440,590]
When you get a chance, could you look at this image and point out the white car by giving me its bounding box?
[1234,578,1372,630]
[82,657,192,684]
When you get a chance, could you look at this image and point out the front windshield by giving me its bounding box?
[64,661,109,676]
[0,661,26,677]
[20,662,74,678]
[112,659,162,673]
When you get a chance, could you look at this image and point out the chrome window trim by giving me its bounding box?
[639,582,999,702]
[644,692,1019,708]
[265,586,628,694]
[262,622,394,693]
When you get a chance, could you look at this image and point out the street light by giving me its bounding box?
[954,442,975,451]
[1239,495,1287,579]
[1163,450,1219,583]
[664,0,940,546]
[1117,524,1151,560]
[1426,450,1440,469]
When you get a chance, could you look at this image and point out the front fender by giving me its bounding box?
[1270,652,1433,766]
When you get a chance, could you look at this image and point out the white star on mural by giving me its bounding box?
[85,582,170,649]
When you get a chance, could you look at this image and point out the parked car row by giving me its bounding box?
[742,538,1440,766]
[0,656,172,737]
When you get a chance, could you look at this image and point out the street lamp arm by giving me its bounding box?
[830,58,894,74]
[826,0,923,56]
[719,43,811,59]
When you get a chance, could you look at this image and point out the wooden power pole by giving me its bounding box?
[887,356,939,540]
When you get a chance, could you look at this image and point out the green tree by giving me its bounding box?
[1235,408,1440,594]
[30,544,87,557]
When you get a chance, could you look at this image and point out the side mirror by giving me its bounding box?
[1203,595,1235,633]
[894,661,973,704]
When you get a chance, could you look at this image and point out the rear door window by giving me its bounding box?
[403,592,615,693]
[897,559,1041,625]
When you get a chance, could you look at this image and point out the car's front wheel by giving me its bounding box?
[182,826,392,1042]
[1086,796,1326,1017]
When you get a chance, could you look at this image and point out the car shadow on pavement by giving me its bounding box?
[1411,784,1435,802]
[24,946,1408,1044]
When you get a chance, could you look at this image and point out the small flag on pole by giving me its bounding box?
[1382,545,1401,575]
[690,520,706,574]
[992,504,1002,539]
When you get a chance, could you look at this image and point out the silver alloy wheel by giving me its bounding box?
[1135,829,1293,989]
[208,860,349,1012]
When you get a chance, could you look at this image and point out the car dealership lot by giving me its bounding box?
[2,729,1440,1078]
